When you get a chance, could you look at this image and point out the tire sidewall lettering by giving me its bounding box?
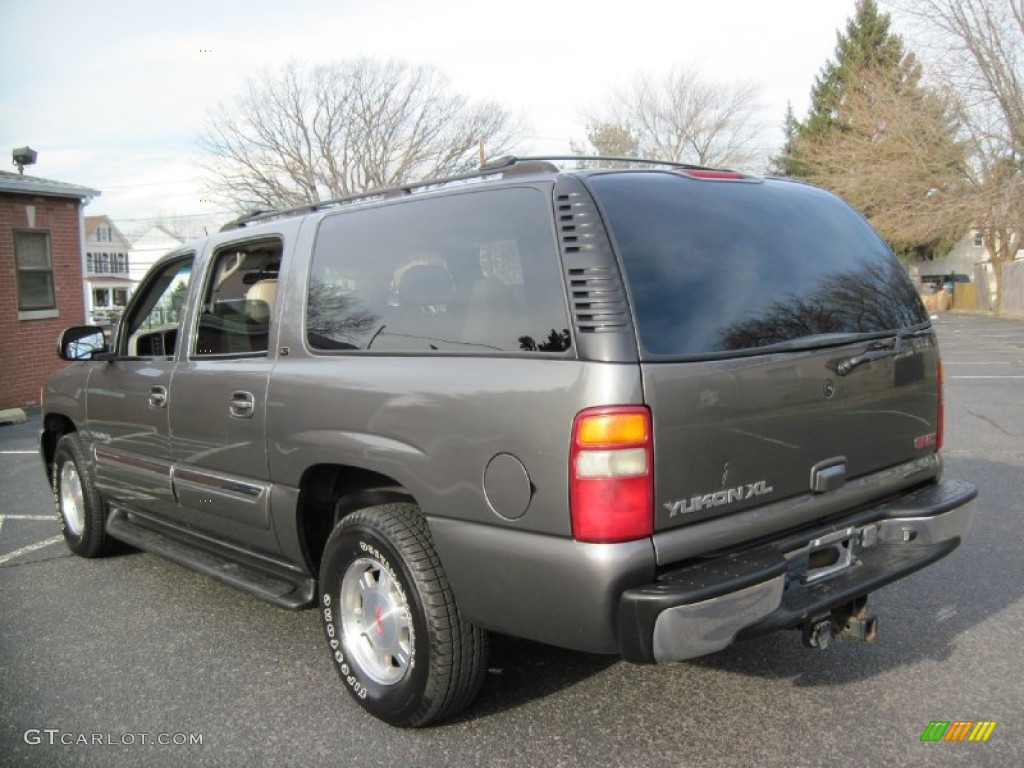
[321,525,425,717]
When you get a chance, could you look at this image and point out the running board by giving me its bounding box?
[106,508,316,609]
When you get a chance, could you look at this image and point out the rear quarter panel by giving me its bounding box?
[266,357,644,537]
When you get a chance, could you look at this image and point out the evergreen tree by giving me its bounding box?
[776,0,968,257]
[769,102,799,176]
[779,0,920,176]
[805,0,914,134]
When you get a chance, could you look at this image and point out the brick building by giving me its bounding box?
[1,170,100,410]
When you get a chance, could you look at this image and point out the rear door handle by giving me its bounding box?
[148,385,168,409]
[229,391,255,419]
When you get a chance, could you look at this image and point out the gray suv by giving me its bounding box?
[42,157,976,726]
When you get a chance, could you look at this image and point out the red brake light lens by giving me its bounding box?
[678,169,744,180]
[570,406,653,543]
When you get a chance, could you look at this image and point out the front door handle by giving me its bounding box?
[149,385,168,409]
[229,390,255,419]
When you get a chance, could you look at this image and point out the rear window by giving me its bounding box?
[586,172,927,357]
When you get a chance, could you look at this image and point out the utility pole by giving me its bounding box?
[478,139,486,167]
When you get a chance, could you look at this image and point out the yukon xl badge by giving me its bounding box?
[664,480,775,517]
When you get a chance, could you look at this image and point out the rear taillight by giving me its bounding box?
[569,406,653,543]
[936,358,945,451]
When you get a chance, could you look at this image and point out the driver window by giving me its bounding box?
[194,239,282,357]
[124,257,193,357]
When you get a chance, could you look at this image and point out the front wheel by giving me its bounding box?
[52,433,116,558]
[319,503,488,727]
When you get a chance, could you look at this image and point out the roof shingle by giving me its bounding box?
[0,169,100,200]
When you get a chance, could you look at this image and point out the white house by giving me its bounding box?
[84,215,133,324]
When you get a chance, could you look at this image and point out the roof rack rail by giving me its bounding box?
[478,156,560,174]
[219,155,724,231]
[219,162,523,232]
[489,155,717,172]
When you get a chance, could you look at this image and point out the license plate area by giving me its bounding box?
[785,527,859,584]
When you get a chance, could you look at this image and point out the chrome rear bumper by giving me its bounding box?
[619,479,976,663]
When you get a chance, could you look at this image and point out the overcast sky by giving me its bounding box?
[0,0,858,224]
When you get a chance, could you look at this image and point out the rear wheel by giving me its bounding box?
[52,433,116,558]
[319,503,488,726]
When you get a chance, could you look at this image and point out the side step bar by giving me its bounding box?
[106,508,316,610]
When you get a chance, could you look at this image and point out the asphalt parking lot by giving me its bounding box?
[1,312,1022,767]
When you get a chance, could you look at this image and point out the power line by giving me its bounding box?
[98,178,203,189]
[108,211,234,222]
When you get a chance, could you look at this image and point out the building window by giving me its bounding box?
[973,232,984,247]
[86,252,95,272]
[112,288,129,306]
[97,226,109,242]
[93,288,111,307]
[14,231,56,311]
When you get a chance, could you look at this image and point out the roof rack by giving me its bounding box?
[220,163,514,232]
[219,155,722,231]
[485,155,715,172]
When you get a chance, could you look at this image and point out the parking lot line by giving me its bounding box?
[0,535,64,566]
[0,514,53,521]
[0,450,37,455]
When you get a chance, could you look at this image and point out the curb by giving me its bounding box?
[0,408,28,426]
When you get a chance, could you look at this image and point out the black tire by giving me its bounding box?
[52,433,116,558]
[319,503,488,727]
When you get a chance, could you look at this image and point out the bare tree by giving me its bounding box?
[794,71,971,251]
[199,59,520,212]
[579,67,768,168]
[892,0,1024,310]
[895,0,1023,155]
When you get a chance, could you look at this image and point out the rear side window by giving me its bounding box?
[306,187,571,354]
[587,172,928,357]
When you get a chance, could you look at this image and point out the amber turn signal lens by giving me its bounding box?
[577,412,648,446]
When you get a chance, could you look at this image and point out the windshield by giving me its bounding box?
[586,172,928,357]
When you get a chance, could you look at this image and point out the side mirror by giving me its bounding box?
[57,326,108,361]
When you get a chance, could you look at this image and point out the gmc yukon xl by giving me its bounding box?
[42,157,976,726]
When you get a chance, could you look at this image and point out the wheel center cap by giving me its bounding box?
[364,592,395,648]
